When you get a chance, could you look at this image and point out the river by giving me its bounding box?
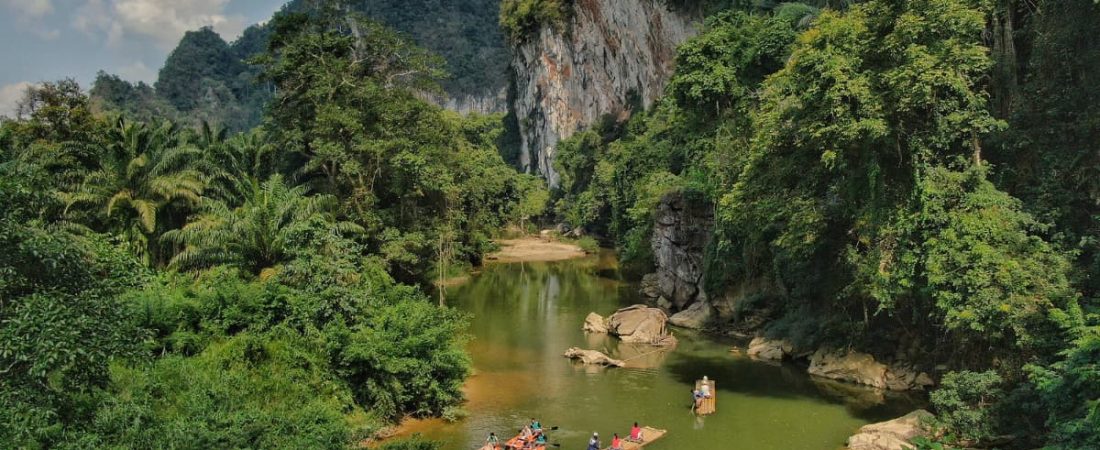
[398,253,921,450]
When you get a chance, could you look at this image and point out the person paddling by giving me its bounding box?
[586,432,601,450]
[692,388,704,411]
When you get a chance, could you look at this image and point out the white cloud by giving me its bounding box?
[0,82,34,118]
[73,0,247,49]
[2,0,54,19]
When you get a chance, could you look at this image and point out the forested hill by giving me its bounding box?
[91,0,510,131]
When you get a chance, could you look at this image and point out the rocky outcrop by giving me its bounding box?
[846,410,934,450]
[510,0,700,186]
[809,349,934,391]
[650,191,713,310]
[747,337,794,361]
[669,301,713,329]
[607,305,675,345]
[564,347,625,367]
[583,312,609,334]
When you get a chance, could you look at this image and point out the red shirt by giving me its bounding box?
[630,426,641,439]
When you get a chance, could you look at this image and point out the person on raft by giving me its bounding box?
[520,424,534,439]
[587,432,601,450]
[486,432,500,448]
[692,388,705,410]
[533,432,547,447]
[701,375,712,398]
[628,422,644,442]
[609,433,624,450]
[530,418,542,432]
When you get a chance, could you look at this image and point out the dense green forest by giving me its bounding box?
[92,0,510,132]
[0,4,545,448]
[3,0,1099,448]
[551,0,1099,448]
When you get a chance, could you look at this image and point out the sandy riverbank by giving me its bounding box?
[485,237,588,263]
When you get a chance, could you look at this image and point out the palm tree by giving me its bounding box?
[63,118,205,266]
[163,174,362,275]
[198,125,278,206]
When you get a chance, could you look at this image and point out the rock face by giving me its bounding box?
[583,312,609,334]
[747,337,794,361]
[669,301,714,329]
[651,192,714,310]
[607,305,673,345]
[809,349,934,391]
[510,0,699,186]
[563,347,625,367]
[847,410,934,450]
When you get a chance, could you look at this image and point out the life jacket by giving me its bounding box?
[611,437,622,447]
[630,427,641,439]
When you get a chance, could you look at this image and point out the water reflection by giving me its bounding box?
[402,257,921,450]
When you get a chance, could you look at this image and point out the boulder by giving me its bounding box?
[656,296,673,310]
[669,301,714,329]
[747,337,794,361]
[639,273,662,299]
[607,305,672,345]
[808,348,889,389]
[583,312,609,334]
[847,410,934,450]
[563,347,624,367]
[885,364,936,391]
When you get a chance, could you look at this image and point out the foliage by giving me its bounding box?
[1028,326,1100,449]
[500,0,573,41]
[930,371,1006,443]
[163,175,362,274]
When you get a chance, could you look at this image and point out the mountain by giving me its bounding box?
[91,0,511,131]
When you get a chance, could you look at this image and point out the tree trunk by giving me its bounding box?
[990,0,1020,119]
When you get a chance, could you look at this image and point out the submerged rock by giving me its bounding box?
[583,312,609,334]
[669,301,714,329]
[846,410,934,450]
[747,337,794,361]
[607,305,674,345]
[563,347,624,367]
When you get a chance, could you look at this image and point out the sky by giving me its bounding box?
[0,0,290,116]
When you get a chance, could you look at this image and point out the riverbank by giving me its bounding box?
[485,237,588,263]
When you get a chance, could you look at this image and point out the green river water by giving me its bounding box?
[398,253,921,450]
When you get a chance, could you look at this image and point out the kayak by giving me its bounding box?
[601,427,667,450]
[694,379,716,415]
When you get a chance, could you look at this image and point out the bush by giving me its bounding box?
[930,371,1006,444]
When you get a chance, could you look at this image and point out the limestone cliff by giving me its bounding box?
[510,0,699,186]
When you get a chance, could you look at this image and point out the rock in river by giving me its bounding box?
[668,301,714,329]
[583,312,609,334]
[847,410,934,450]
[746,337,794,361]
[563,347,624,367]
[607,305,674,345]
[809,348,890,389]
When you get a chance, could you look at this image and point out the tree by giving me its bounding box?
[63,118,204,266]
[163,175,362,275]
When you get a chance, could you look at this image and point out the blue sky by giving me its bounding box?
[1,0,289,116]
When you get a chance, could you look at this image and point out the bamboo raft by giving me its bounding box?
[694,379,716,415]
[501,431,546,450]
[602,427,667,450]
